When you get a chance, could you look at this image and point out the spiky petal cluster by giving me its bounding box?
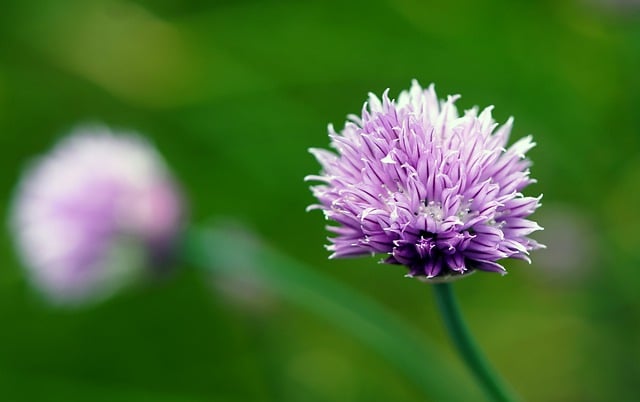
[306,81,543,280]
[10,125,183,304]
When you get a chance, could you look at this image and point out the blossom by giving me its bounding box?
[9,125,183,304]
[306,81,543,280]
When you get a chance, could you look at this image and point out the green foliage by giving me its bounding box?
[0,0,638,401]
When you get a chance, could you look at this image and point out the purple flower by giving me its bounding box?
[306,81,543,280]
[9,125,184,304]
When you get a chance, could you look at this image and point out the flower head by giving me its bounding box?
[10,125,184,304]
[307,81,543,280]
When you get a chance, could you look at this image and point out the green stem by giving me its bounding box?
[183,224,486,402]
[433,282,522,402]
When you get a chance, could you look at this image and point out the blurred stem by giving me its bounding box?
[183,224,486,402]
[433,283,522,402]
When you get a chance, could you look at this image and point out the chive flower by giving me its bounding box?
[9,126,183,304]
[307,81,542,280]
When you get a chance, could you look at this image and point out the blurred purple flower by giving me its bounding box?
[306,81,543,281]
[10,125,184,304]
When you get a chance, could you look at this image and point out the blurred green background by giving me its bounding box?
[1,0,639,401]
